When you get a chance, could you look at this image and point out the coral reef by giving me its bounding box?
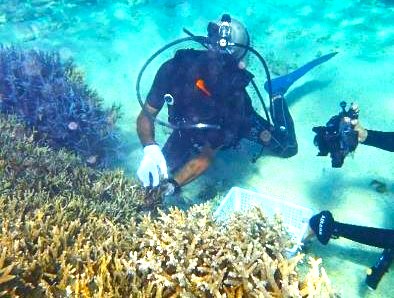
[0,45,121,167]
[0,203,335,297]
[0,114,148,223]
[128,206,334,297]
[0,115,335,297]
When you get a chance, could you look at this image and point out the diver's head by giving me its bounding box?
[207,14,250,62]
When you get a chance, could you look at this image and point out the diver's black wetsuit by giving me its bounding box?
[147,49,297,172]
[363,130,394,152]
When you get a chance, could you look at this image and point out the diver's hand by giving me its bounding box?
[309,210,336,245]
[349,103,368,143]
[137,144,168,187]
[352,120,368,143]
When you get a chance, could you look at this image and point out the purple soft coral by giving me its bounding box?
[0,45,121,167]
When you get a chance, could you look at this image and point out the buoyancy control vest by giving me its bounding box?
[165,49,254,132]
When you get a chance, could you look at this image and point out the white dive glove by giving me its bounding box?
[137,144,168,187]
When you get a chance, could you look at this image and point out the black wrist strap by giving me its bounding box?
[167,178,181,193]
[143,141,158,148]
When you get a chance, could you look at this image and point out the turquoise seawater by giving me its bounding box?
[0,0,393,297]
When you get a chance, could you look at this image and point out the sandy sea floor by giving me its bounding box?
[0,0,393,296]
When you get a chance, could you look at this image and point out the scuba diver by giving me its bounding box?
[136,14,337,194]
[309,109,394,290]
[313,102,394,167]
[310,114,394,290]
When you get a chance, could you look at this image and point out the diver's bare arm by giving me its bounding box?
[136,103,160,146]
[174,145,217,186]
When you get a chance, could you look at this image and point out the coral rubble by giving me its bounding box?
[0,115,335,297]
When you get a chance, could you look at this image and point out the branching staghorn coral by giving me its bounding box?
[128,205,335,297]
[0,114,154,224]
[0,115,335,297]
[0,200,335,297]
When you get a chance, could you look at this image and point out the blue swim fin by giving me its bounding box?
[264,52,338,96]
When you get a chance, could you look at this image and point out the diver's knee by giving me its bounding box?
[277,143,298,158]
[268,130,298,158]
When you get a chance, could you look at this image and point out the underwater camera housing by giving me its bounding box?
[313,101,359,168]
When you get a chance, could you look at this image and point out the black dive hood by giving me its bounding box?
[136,31,274,130]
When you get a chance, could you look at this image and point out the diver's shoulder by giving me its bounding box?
[174,49,206,61]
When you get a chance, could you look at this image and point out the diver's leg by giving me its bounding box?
[269,94,298,157]
[243,95,297,157]
[163,130,217,186]
[173,144,216,186]
[242,108,272,144]
[162,131,193,174]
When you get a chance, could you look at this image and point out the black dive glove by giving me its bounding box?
[309,210,336,245]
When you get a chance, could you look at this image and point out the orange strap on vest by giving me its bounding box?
[195,79,211,97]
